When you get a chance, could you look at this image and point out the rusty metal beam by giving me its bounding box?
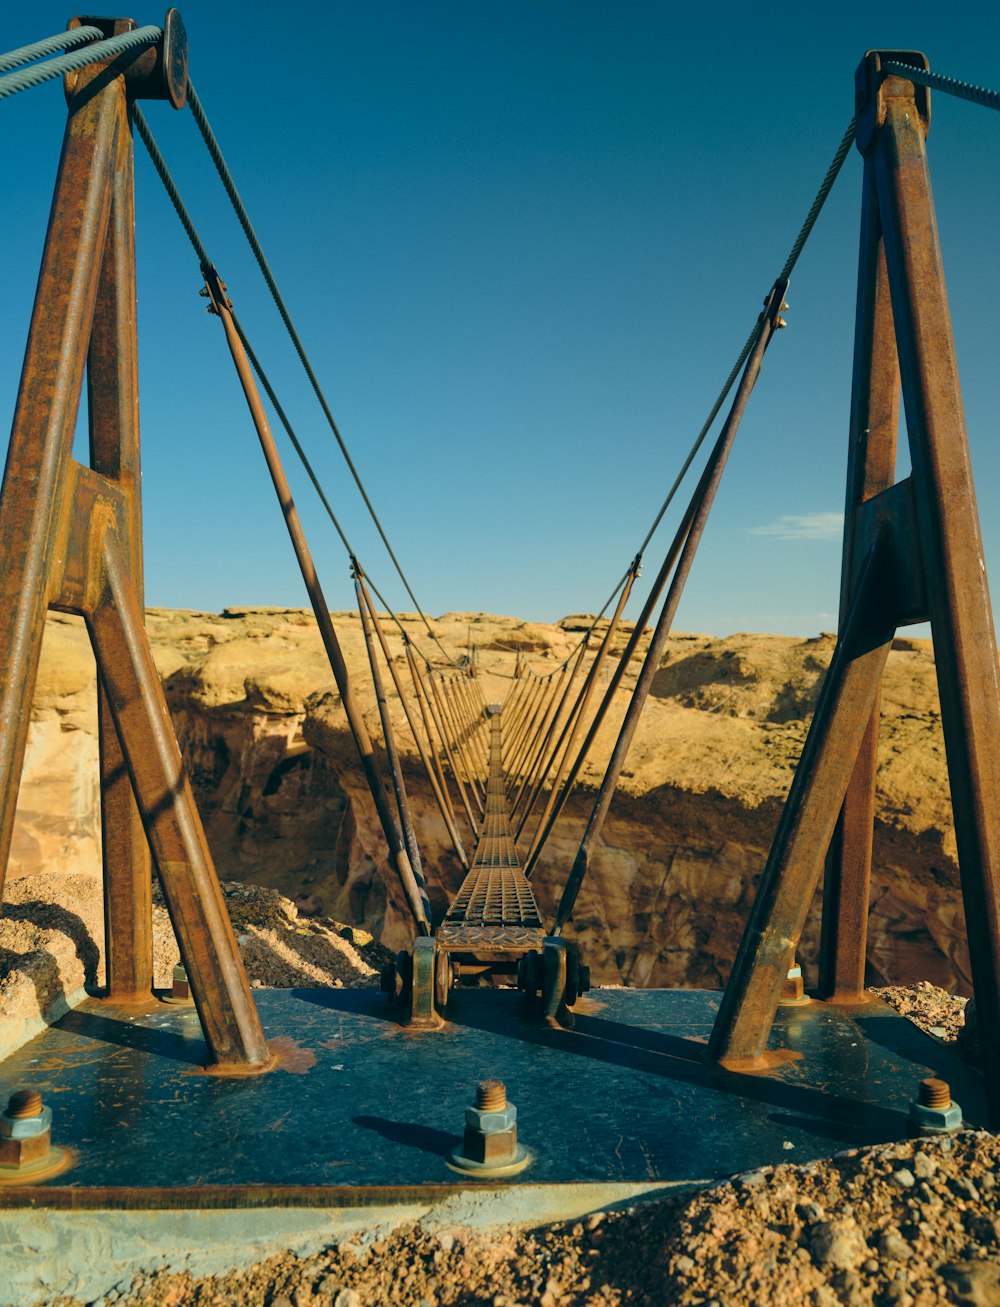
[357,581,469,871]
[819,151,900,1004]
[866,57,1000,1124]
[709,532,896,1065]
[0,50,270,1070]
[87,98,152,1002]
[713,61,1000,1130]
[553,285,786,928]
[0,64,123,904]
[89,527,271,1067]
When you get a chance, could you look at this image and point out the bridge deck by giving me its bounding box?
[436,710,544,951]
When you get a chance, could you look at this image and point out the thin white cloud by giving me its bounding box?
[749,511,843,541]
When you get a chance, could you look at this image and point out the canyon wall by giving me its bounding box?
[3,607,970,1010]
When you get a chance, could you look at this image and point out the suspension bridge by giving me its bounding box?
[0,12,998,1248]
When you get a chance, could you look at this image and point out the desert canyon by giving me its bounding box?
[0,604,968,1046]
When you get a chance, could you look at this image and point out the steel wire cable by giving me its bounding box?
[132,105,452,672]
[882,61,1000,112]
[519,120,854,684]
[512,122,855,841]
[0,25,104,74]
[233,320,445,667]
[237,313,445,667]
[517,562,632,680]
[0,25,160,99]
[131,105,211,267]
[183,79,455,666]
[231,314,356,560]
[632,118,856,563]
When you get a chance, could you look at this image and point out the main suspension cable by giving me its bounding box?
[0,25,161,99]
[882,61,1000,112]
[0,25,103,74]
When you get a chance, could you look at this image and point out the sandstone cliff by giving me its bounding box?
[1,606,969,1039]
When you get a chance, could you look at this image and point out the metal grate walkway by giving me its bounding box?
[437,709,543,949]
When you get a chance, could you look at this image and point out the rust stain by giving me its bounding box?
[571,995,607,1016]
[267,1036,317,1075]
[717,1047,804,1075]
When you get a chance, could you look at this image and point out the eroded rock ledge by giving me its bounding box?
[2,606,970,1043]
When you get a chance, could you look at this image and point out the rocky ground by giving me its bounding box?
[25,974,989,1307]
[69,1127,999,1307]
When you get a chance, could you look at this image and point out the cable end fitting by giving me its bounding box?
[854,50,930,155]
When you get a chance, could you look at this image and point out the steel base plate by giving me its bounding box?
[0,987,985,1204]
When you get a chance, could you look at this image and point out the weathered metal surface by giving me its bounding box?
[866,57,1000,1127]
[0,989,985,1195]
[0,50,268,1070]
[819,150,901,1006]
[90,528,272,1068]
[84,73,152,1002]
[0,63,124,908]
[709,537,896,1065]
[65,11,189,108]
[714,59,1000,1130]
[436,924,546,951]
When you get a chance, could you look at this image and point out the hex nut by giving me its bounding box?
[908,1098,962,1135]
[462,1124,518,1165]
[465,1103,516,1134]
[0,1105,52,1140]
[0,1107,52,1169]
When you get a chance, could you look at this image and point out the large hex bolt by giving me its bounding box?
[448,1080,532,1177]
[0,1090,52,1170]
[908,1077,963,1137]
[777,961,809,1006]
[162,962,195,1006]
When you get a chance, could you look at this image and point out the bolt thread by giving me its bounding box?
[7,1089,42,1119]
[476,1080,506,1111]
[919,1077,950,1109]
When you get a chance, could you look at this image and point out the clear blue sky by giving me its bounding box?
[4,2,1000,636]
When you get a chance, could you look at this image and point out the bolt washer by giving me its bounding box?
[0,1145,74,1185]
[446,1143,533,1178]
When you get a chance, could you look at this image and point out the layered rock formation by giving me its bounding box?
[1,605,971,1038]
